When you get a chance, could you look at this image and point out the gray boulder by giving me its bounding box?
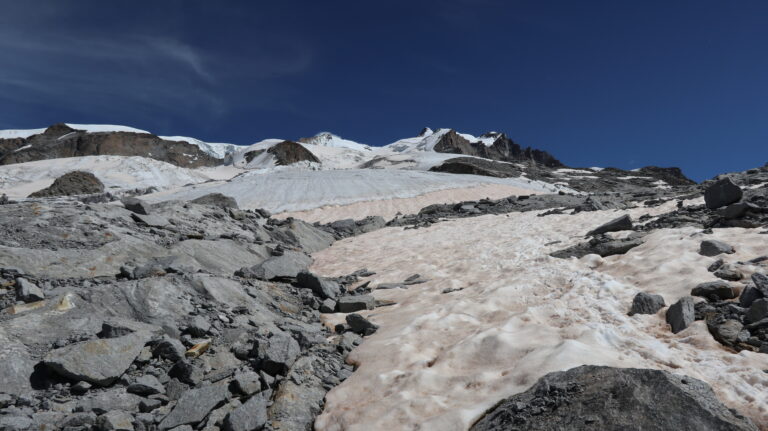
[699,239,735,256]
[666,296,695,333]
[43,331,151,386]
[346,313,379,336]
[131,213,169,228]
[158,382,229,430]
[232,371,262,396]
[628,292,665,316]
[714,265,743,281]
[708,319,744,346]
[190,193,239,209]
[745,299,768,324]
[752,272,768,296]
[260,333,301,376]
[319,298,337,313]
[127,375,164,396]
[15,277,44,302]
[337,295,376,313]
[122,197,152,215]
[153,337,187,362]
[470,365,757,431]
[186,315,211,337]
[0,416,34,431]
[740,285,764,308]
[95,410,134,431]
[223,393,268,431]
[704,177,743,210]
[296,271,341,299]
[237,251,312,280]
[585,214,632,236]
[691,281,738,300]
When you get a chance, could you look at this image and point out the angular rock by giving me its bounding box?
[337,295,376,313]
[691,281,738,301]
[585,214,633,236]
[157,383,229,430]
[127,375,164,396]
[319,298,337,313]
[699,239,735,257]
[43,331,151,386]
[628,292,665,316]
[153,337,187,362]
[752,272,768,296]
[704,177,743,210]
[222,393,268,431]
[0,416,34,431]
[740,285,764,308]
[190,193,239,209]
[122,197,152,215]
[708,319,743,346]
[666,296,695,334]
[96,410,134,431]
[131,213,169,228]
[237,251,312,280]
[260,333,301,376]
[232,371,262,396]
[714,265,743,281]
[15,277,44,302]
[186,315,211,337]
[470,365,757,431]
[296,271,341,299]
[346,313,379,336]
[745,299,768,324]
[707,258,724,272]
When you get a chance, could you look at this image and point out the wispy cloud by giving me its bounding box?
[0,3,314,124]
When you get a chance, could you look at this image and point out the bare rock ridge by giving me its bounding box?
[431,129,564,167]
[0,123,222,168]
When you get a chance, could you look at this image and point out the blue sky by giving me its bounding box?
[1,0,767,181]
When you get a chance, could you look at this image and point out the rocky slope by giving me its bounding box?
[0,124,225,168]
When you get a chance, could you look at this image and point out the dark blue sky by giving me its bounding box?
[1,0,766,181]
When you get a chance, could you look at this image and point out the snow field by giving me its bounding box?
[311,200,768,430]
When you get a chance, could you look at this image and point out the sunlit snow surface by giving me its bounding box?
[0,156,233,198]
[144,169,560,214]
[312,199,768,430]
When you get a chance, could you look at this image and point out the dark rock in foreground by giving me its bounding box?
[705,177,743,209]
[628,292,665,316]
[28,170,104,198]
[470,365,757,431]
[666,296,695,333]
[585,214,632,236]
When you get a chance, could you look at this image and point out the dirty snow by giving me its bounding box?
[312,200,768,430]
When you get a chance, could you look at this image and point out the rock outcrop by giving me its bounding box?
[0,123,221,168]
[28,171,105,198]
[471,366,757,431]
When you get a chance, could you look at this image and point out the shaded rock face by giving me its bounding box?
[28,171,105,198]
[0,123,221,168]
[432,130,563,168]
[470,365,757,431]
[429,157,522,178]
[267,140,320,166]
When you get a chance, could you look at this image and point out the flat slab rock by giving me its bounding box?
[43,331,152,386]
[470,365,757,431]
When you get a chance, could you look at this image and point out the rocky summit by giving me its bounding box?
[0,122,767,431]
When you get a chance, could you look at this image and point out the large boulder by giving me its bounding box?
[236,251,312,281]
[666,296,695,333]
[470,366,757,431]
[190,193,239,209]
[43,331,151,386]
[699,239,735,257]
[28,171,104,198]
[296,271,341,299]
[628,292,665,316]
[691,281,738,301]
[585,214,633,236]
[158,382,230,430]
[704,177,743,209]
